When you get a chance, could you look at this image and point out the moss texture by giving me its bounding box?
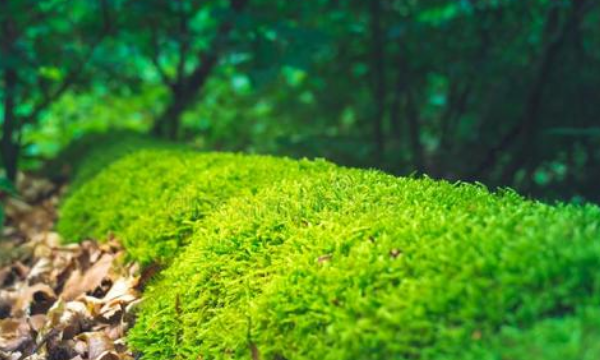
[58,148,333,264]
[57,145,600,360]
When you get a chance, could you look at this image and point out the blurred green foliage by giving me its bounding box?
[2,0,600,202]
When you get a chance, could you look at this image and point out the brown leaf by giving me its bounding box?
[105,324,124,341]
[96,350,121,360]
[113,338,128,352]
[0,269,12,288]
[105,278,137,302]
[0,262,29,287]
[61,301,94,339]
[47,338,77,360]
[99,277,138,323]
[4,198,33,218]
[44,298,66,332]
[135,263,161,293]
[81,241,102,266]
[123,299,142,326]
[0,291,14,320]
[0,318,32,352]
[73,339,88,356]
[30,285,57,315]
[18,176,55,203]
[28,314,46,333]
[55,260,77,295]
[1,174,140,360]
[12,284,56,317]
[62,254,114,301]
[78,332,114,360]
[27,258,54,284]
[41,299,91,341]
[99,303,123,324]
[250,342,260,360]
[6,199,54,236]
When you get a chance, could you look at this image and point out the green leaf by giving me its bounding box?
[38,66,64,81]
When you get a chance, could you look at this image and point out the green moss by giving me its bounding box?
[57,145,600,359]
[58,149,333,264]
[447,307,600,360]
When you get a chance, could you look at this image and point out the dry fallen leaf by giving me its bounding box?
[11,284,56,317]
[28,314,46,332]
[0,318,32,352]
[79,332,114,360]
[62,254,114,301]
[1,174,141,360]
[95,350,121,360]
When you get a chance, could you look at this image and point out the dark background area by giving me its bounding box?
[1,0,599,203]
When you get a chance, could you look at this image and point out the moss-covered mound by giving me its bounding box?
[57,148,600,360]
[58,150,332,264]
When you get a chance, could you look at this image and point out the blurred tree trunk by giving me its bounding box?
[1,70,18,182]
[389,64,405,158]
[406,89,424,172]
[390,45,424,173]
[153,55,217,140]
[1,3,19,181]
[474,0,592,183]
[1,0,110,180]
[369,0,386,162]
[152,0,248,140]
[499,0,592,184]
[435,81,470,177]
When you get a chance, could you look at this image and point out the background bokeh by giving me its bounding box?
[1,0,599,202]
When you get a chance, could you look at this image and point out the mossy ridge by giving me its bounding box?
[57,144,600,359]
[123,165,600,360]
[58,149,334,264]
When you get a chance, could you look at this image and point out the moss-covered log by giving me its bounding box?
[57,142,600,360]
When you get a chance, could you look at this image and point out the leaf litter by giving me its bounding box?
[1,174,142,360]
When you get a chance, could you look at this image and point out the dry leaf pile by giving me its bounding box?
[1,175,142,360]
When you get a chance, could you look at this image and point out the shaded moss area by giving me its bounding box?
[45,131,176,190]
[447,307,600,360]
[57,145,600,360]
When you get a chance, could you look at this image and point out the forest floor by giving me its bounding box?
[0,175,142,360]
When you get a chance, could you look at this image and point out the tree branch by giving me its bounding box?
[471,0,592,180]
[149,25,173,88]
[154,0,250,139]
[175,0,190,85]
[23,0,112,125]
[180,0,249,96]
